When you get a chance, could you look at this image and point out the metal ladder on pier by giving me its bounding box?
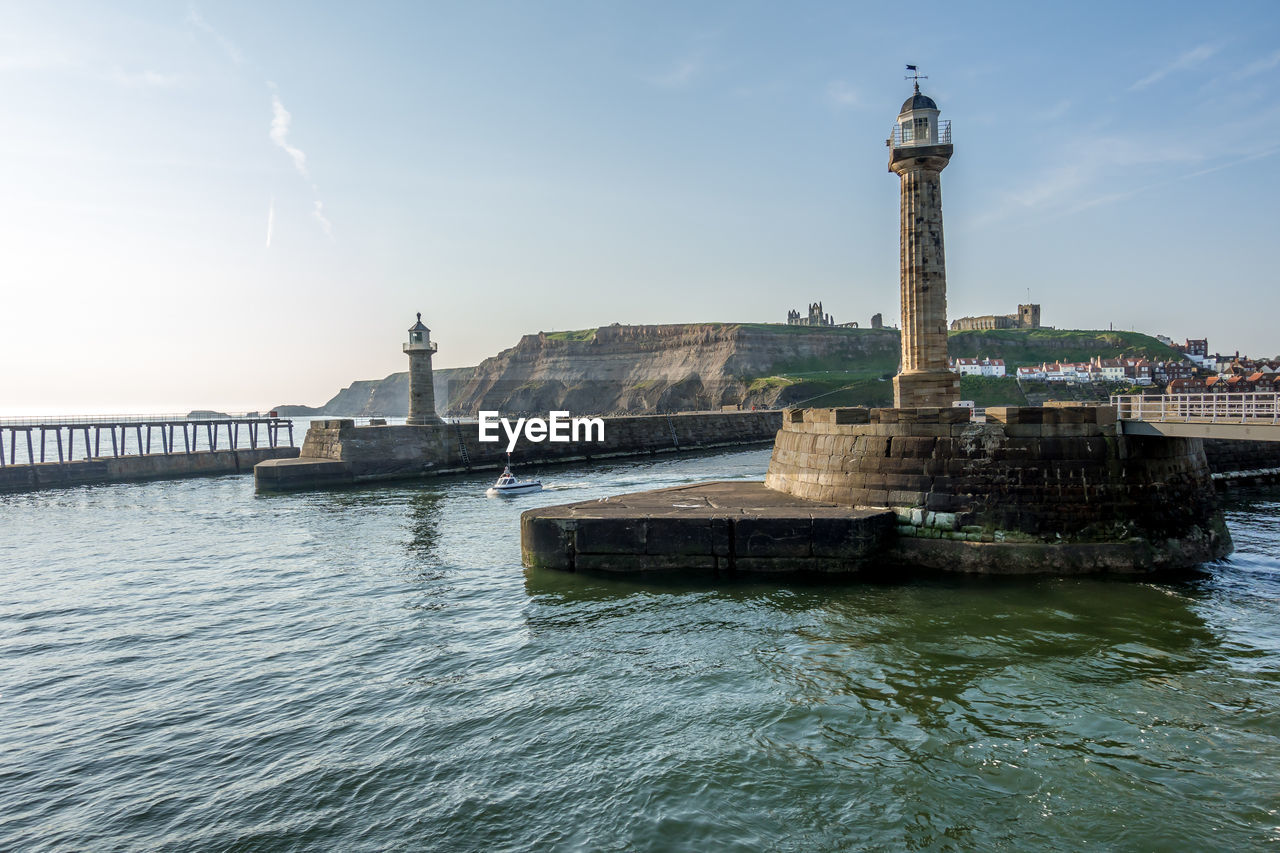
[453,422,472,468]
[666,415,680,449]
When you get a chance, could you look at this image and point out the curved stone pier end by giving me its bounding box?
[521,481,897,577]
[765,405,1232,574]
[254,456,355,491]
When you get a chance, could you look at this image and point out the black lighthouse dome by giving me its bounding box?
[899,89,938,114]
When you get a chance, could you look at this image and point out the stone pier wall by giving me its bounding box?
[257,411,782,490]
[1203,438,1280,474]
[764,405,1229,571]
[0,447,298,493]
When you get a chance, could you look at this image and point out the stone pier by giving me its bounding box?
[0,446,297,493]
[762,405,1230,573]
[523,481,896,577]
[522,404,1232,576]
[254,410,782,491]
[514,79,1236,577]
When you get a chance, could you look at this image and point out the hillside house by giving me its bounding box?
[949,357,1006,377]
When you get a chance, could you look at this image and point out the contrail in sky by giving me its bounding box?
[270,95,308,178]
[269,87,332,239]
[312,200,332,238]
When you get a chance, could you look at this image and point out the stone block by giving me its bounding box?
[1040,423,1102,438]
[1038,404,1092,424]
[734,515,812,557]
[575,518,646,555]
[894,436,937,458]
[925,491,965,512]
[834,407,871,424]
[643,517,717,556]
[1037,437,1076,460]
[887,489,928,507]
[899,424,951,437]
[883,473,932,491]
[575,553,717,573]
[734,556,838,575]
[520,516,575,570]
[990,437,1036,457]
[857,436,891,456]
[810,512,894,558]
[926,511,958,531]
[854,489,890,507]
[987,407,1051,425]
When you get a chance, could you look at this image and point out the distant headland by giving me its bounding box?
[272,322,1180,418]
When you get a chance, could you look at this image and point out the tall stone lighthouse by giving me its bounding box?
[404,313,440,425]
[888,76,960,408]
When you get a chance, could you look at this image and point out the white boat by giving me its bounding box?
[486,465,543,497]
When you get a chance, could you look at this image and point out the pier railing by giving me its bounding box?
[0,414,295,467]
[1112,393,1280,424]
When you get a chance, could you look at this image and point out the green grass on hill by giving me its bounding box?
[746,376,797,394]
[771,356,900,381]
[777,377,894,408]
[535,325,1179,408]
[947,329,1178,367]
[751,328,1176,408]
[958,376,1027,407]
[543,328,597,342]
[737,322,890,336]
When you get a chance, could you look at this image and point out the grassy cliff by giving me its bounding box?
[947,328,1179,365]
[291,325,1181,416]
[744,327,1178,410]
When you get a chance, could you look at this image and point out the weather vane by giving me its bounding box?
[905,64,927,92]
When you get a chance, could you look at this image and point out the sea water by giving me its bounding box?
[2,448,1279,850]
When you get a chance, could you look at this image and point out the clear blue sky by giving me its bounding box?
[2,1,1278,413]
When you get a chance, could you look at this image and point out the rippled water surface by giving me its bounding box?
[3,449,1280,851]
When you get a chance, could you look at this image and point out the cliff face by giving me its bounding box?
[444,324,901,415]
[275,367,474,418]
[275,325,1179,417]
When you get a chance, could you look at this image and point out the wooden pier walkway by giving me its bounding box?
[0,414,294,467]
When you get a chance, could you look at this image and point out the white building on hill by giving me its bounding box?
[949,357,1006,377]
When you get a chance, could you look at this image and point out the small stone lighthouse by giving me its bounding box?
[404,313,440,425]
[888,75,960,408]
